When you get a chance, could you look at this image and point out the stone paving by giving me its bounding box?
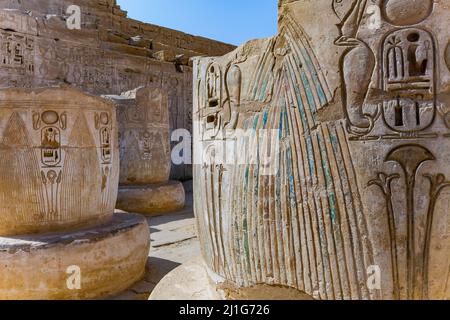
[109,185,200,300]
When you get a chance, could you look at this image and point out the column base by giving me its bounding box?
[149,257,225,300]
[0,213,150,300]
[149,257,315,300]
[116,181,185,215]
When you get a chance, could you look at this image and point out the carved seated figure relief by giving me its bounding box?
[193,0,450,300]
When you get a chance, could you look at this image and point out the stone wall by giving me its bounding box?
[0,0,235,180]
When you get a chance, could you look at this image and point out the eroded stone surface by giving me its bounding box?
[149,257,224,300]
[193,0,450,300]
[149,257,315,301]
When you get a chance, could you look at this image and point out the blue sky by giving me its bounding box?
[116,0,278,46]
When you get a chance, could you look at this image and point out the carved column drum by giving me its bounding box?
[193,0,450,300]
[118,87,171,185]
[0,86,119,236]
[0,87,150,300]
[110,87,185,215]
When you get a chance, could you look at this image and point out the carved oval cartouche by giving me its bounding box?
[445,41,450,72]
[382,0,433,26]
[41,110,59,125]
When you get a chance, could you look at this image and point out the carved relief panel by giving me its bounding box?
[0,31,34,76]
[193,0,450,300]
[333,0,450,299]
[197,53,245,142]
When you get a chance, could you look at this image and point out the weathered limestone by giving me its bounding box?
[0,86,150,299]
[107,87,185,215]
[0,0,235,180]
[193,0,450,300]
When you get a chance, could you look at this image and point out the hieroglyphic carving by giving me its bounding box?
[111,86,185,215]
[0,3,235,182]
[340,0,450,300]
[0,0,235,181]
[422,173,450,299]
[0,31,34,76]
[335,0,376,132]
[223,59,243,131]
[95,112,112,164]
[32,110,68,217]
[368,172,401,298]
[381,28,436,133]
[198,53,247,141]
[336,0,443,140]
[95,111,113,209]
[0,10,38,35]
[370,145,438,299]
[203,62,222,138]
[370,144,450,299]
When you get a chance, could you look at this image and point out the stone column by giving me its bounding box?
[0,86,150,299]
[107,87,185,215]
[184,0,450,300]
